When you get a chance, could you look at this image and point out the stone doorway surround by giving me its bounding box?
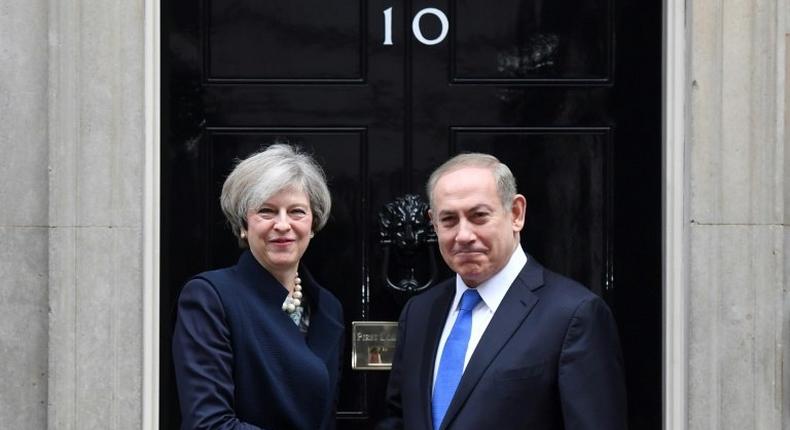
[29,0,788,428]
[664,0,788,427]
[681,0,787,427]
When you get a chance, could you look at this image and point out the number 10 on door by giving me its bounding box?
[383,7,449,46]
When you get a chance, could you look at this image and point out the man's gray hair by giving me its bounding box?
[220,143,332,246]
[426,152,517,210]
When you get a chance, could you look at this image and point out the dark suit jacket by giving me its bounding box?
[381,255,626,430]
[172,250,344,430]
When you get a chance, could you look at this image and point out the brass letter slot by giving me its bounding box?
[351,321,398,370]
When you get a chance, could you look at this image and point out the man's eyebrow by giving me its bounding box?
[436,204,494,217]
[468,204,494,212]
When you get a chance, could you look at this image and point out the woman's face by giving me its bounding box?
[243,187,313,275]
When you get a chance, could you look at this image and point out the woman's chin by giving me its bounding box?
[251,251,300,272]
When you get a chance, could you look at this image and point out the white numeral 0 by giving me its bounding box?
[383,7,449,46]
[412,8,449,46]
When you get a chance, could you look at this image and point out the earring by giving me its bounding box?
[240,231,247,239]
[309,232,315,238]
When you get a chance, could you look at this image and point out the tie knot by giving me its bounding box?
[458,289,482,311]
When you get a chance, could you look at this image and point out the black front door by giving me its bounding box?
[161,0,661,428]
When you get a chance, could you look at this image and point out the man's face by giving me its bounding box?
[429,167,526,287]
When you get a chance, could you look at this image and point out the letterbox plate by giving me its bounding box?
[351,321,398,370]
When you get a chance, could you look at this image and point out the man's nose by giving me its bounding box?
[455,219,475,243]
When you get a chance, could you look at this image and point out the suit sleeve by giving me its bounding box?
[172,278,264,430]
[558,296,628,430]
[375,298,413,430]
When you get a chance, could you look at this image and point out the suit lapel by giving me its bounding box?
[420,281,455,430]
[439,258,544,430]
[305,296,344,362]
[302,269,344,363]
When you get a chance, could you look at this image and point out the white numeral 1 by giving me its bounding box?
[383,7,393,45]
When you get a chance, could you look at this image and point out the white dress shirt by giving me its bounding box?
[432,245,528,390]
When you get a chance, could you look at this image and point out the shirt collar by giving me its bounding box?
[452,245,528,313]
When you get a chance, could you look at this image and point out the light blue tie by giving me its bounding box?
[432,289,482,429]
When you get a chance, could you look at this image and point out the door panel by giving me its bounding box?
[162,0,661,427]
[451,0,611,81]
[207,131,372,415]
[452,129,611,296]
[207,1,365,80]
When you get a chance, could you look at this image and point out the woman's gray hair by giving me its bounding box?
[220,143,332,246]
[426,152,517,210]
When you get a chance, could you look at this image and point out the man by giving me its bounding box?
[380,153,627,430]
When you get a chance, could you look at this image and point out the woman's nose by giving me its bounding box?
[273,211,291,231]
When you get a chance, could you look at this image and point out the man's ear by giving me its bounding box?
[511,194,527,231]
[428,208,435,226]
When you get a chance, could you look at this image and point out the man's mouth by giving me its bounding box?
[454,249,485,255]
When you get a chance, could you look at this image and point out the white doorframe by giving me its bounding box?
[140,1,688,427]
[662,0,687,429]
[143,0,161,428]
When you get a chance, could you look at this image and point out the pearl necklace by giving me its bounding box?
[282,274,304,314]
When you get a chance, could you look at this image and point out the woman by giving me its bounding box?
[173,144,344,430]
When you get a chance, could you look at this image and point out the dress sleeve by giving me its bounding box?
[172,278,265,430]
[558,296,628,430]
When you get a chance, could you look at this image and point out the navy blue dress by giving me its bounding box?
[173,250,345,430]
